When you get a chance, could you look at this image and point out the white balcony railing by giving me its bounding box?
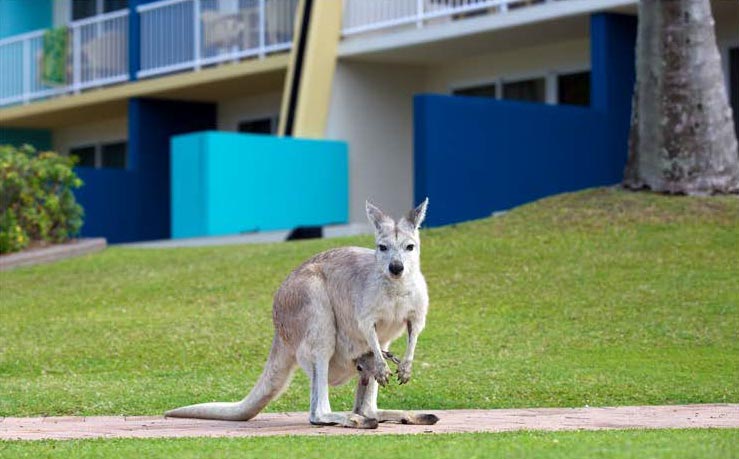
[342,0,555,36]
[0,10,129,108]
[138,0,298,79]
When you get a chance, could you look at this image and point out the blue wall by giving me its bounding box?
[0,0,52,39]
[172,132,348,238]
[415,98,608,227]
[414,13,637,227]
[75,98,217,243]
[74,168,141,241]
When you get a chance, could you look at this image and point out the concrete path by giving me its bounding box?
[2,404,737,441]
[0,238,106,271]
[120,223,373,249]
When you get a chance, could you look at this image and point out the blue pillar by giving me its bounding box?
[127,98,217,240]
[128,0,159,81]
[590,12,637,182]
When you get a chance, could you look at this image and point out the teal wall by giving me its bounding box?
[0,127,52,150]
[0,0,53,39]
[171,132,348,238]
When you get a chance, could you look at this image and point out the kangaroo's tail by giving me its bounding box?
[165,335,295,421]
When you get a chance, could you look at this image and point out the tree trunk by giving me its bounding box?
[624,0,739,194]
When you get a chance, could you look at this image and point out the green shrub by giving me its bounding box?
[0,144,84,254]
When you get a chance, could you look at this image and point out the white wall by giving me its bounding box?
[53,116,128,156]
[217,91,283,132]
[326,61,427,223]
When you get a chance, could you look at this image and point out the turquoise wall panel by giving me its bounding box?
[0,0,52,39]
[171,134,208,238]
[171,132,348,238]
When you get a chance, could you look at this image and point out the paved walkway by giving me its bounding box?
[2,404,737,441]
[120,223,373,249]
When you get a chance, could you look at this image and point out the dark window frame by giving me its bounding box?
[238,116,279,135]
[557,70,591,107]
[69,140,128,170]
[71,0,128,22]
[501,76,547,103]
[70,144,97,168]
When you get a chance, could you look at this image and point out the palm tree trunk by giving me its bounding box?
[624,0,739,194]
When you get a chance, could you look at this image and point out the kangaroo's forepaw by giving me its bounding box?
[397,360,413,384]
[374,360,391,386]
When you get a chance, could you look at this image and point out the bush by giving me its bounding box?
[0,144,84,254]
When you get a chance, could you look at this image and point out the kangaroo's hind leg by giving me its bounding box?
[296,292,378,429]
[304,356,378,429]
[352,353,439,426]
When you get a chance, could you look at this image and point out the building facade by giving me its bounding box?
[1,0,737,242]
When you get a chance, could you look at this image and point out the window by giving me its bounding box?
[70,145,96,168]
[453,70,590,106]
[103,0,128,13]
[558,71,590,107]
[70,141,127,169]
[238,117,277,134]
[453,83,497,99]
[730,47,738,139]
[502,77,546,103]
[72,0,128,21]
[101,142,127,168]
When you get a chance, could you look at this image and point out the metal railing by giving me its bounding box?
[342,0,555,36]
[138,0,298,79]
[0,9,129,107]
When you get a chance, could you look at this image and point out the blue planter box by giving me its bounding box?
[171,131,348,238]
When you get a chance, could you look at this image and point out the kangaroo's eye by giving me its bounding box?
[406,244,415,252]
[378,244,388,252]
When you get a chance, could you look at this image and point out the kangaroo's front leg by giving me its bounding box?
[359,322,391,386]
[398,319,422,384]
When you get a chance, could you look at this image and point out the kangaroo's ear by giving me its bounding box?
[366,200,391,231]
[404,198,429,230]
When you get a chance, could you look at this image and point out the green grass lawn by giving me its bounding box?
[2,429,738,459]
[1,187,738,418]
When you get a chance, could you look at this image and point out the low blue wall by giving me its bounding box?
[74,168,141,242]
[171,132,348,238]
[415,97,608,227]
[413,13,637,227]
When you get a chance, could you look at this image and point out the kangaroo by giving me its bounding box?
[165,199,438,429]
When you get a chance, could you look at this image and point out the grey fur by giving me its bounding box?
[165,199,438,428]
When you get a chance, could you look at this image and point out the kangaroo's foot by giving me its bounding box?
[376,410,439,425]
[310,412,379,429]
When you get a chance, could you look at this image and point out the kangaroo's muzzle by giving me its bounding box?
[388,261,404,277]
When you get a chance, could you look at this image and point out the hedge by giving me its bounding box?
[0,144,84,254]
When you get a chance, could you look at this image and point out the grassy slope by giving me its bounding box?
[1,188,738,417]
[1,430,738,459]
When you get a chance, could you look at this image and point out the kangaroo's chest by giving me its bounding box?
[370,288,421,342]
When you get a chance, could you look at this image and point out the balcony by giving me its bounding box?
[0,10,129,107]
[0,0,297,109]
[137,0,298,79]
[342,0,560,36]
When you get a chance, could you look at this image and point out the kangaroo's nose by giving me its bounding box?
[389,261,404,276]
